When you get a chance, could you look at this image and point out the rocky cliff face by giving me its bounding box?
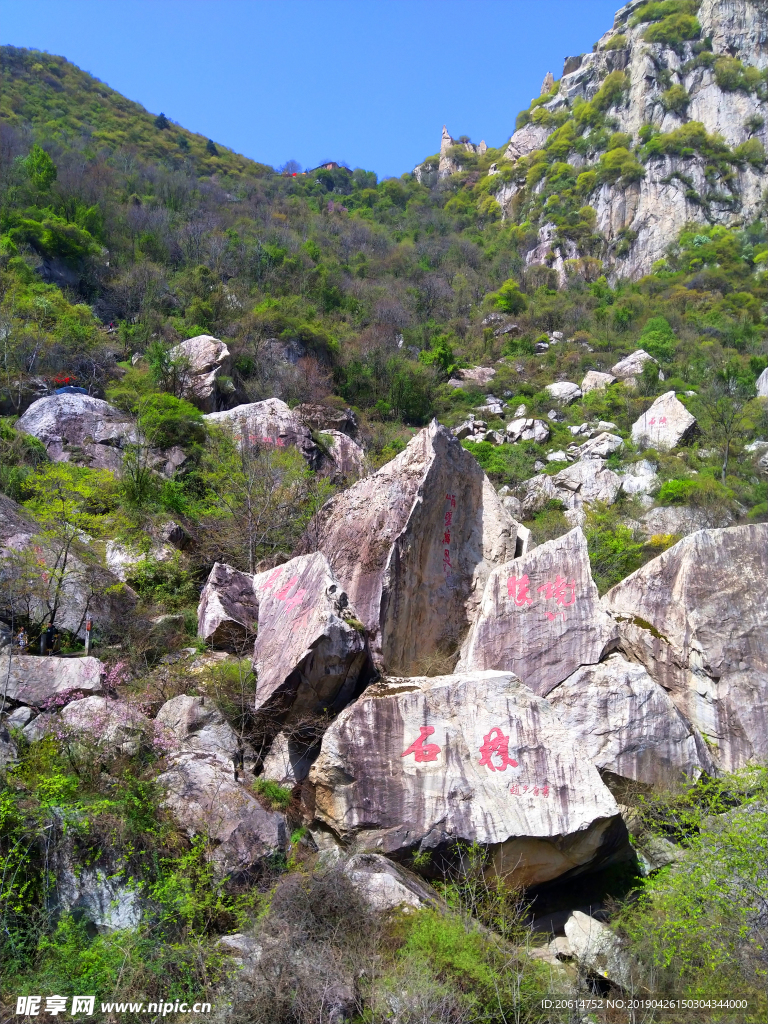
[420,0,768,278]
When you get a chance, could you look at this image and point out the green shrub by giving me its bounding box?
[733,137,767,167]
[491,278,527,315]
[138,393,205,449]
[598,146,646,185]
[253,777,292,810]
[604,33,628,49]
[656,475,734,509]
[125,551,199,610]
[630,0,699,26]
[644,13,701,45]
[714,55,765,93]
[640,315,678,361]
[585,503,645,593]
[661,83,691,112]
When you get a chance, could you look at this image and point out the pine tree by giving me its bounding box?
[154,112,169,130]
[206,139,219,156]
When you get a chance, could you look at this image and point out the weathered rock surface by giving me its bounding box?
[60,696,149,755]
[15,393,136,471]
[251,552,372,724]
[307,670,623,886]
[577,432,624,460]
[548,654,711,785]
[0,655,103,706]
[639,503,733,539]
[156,694,240,758]
[611,350,658,386]
[105,538,174,582]
[602,525,768,771]
[447,365,497,388]
[320,429,365,482]
[204,398,320,468]
[343,853,438,912]
[295,402,359,438]
[308,420,522,674]
[157,752,287,876]
[564,911,642,992]
[756,367,768,399]
[504,122,554,161]
[506,417,551,443]
[553,459,624,510]
[0,723,17,767]
[581,370,616,393]
[458,529,618,696]
[520,474,560,517]
[260,731,316,785]
[170,334,232,412]
[545,382,582,405]
[631,392,697,451]
[619,459,658,498]
[198,562,260,649]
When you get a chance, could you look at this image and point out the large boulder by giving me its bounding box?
[204,398,320,468]
[639,503,733,538]
[457,529,618,696]
[156,694,240,758]
[320,429,365,483]
[602,525,768,771]
[0,723,17,767]
[619,459,658,498]
[552,459,623,510]
[610,349,659,387]
[581,371,616,393]
[548,654,712,786]
[157,752,287,877]
[308,420,522,674]
[577,432,624,460]
[306,671,624,887]
[295,403,359,439]
[545,382,582,405]
[60,696,150,756]
[343,853,439,912]
[260,731,317,785]
[170,335,232,412]
[251,552,373,724]
[755,366,768,398]
[564,912,642,992]
[631,392,697,451]
[0,655,103,707]
[197,562,260,650]
[15,393,136,472]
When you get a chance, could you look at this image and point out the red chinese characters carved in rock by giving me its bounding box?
[478,727,519,772]
[506,570,578,620]
[648,416,667,427]
[248,433,286,447]
[402,725,441,762]
[442,494,457,576]
[509,783,549,797]
[507,573,532,607]
[259,566,309,622]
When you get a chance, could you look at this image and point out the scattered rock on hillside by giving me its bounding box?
[308,420,522,674]
[0,655,103,707]
[552,459,623,511]
[545,382,582,405]
[170,334,233,413]
[506,418,551,444]
[260,731,317,785]
[295,402,359,438]
[60,696,149,756]
[619,460,658,498]
[447,366,496,388]
[631,392,697,451]
[198,562,260,650]
[320,429,365,482]
[251,552,373,724]
[577,432,624,460]
[564,912,641,992]
[344,853,439,912]
[156,694,240,758]
[157,752,288,877]
[457,529,618,696]
[581,370,616,393]
[638,503,733,539]
[306,670,624,887]
[756,367,768,398]
[520,474,560,517]
[602,524,768,772]
[204,398,320,468]
[611,350,659,388]
[15,393,137,472]
[548,653,712,785]
[0,724,17,767]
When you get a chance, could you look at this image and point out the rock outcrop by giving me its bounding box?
[0,655,103,707]
[170,334,232,412]
[506,417,551,443]
[60,696,150,756]
[157,751,288,877]
[344,853,439,912]
[320,429,365,482]
[295,403,359,438]
[307,420,522,674]
[15,393,136,472]
[197,562,260,649]
[156,694,240,758]
[756,366,768,398]
[548,653,711,785]
[631,392,697,451]
[251,553,372,724]
[611,350,658,387]
[545,382,582,405]
[458,529,618,695]
[204,398,320,468]
[307,670,624,886]
[581,370,616,393]
[602,524,768,771]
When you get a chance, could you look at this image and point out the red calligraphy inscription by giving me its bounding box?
[478,727,519,772]
[445,493,456,508]
[507,574,532,607]
[402,726,441,762]
[274,575,299,601]
[261,566,284,591]
[537,575,576,607]
[510,783,549,797]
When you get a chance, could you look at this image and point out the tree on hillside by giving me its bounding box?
[154,112,170,130]
[694,366,754,484]
[206,139,218,156]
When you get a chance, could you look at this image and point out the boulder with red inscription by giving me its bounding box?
[251,553,373,724]
[197,562,260,650]
[602,524,768,772]
[307,420,523,674]
[203,398,321,468]
[305,670,625,887]
[457,528,618,695]
[320,429,365,483]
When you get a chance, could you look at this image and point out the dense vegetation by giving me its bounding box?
[1,21,768,1021]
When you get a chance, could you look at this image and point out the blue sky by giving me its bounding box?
[1,0,620,178]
